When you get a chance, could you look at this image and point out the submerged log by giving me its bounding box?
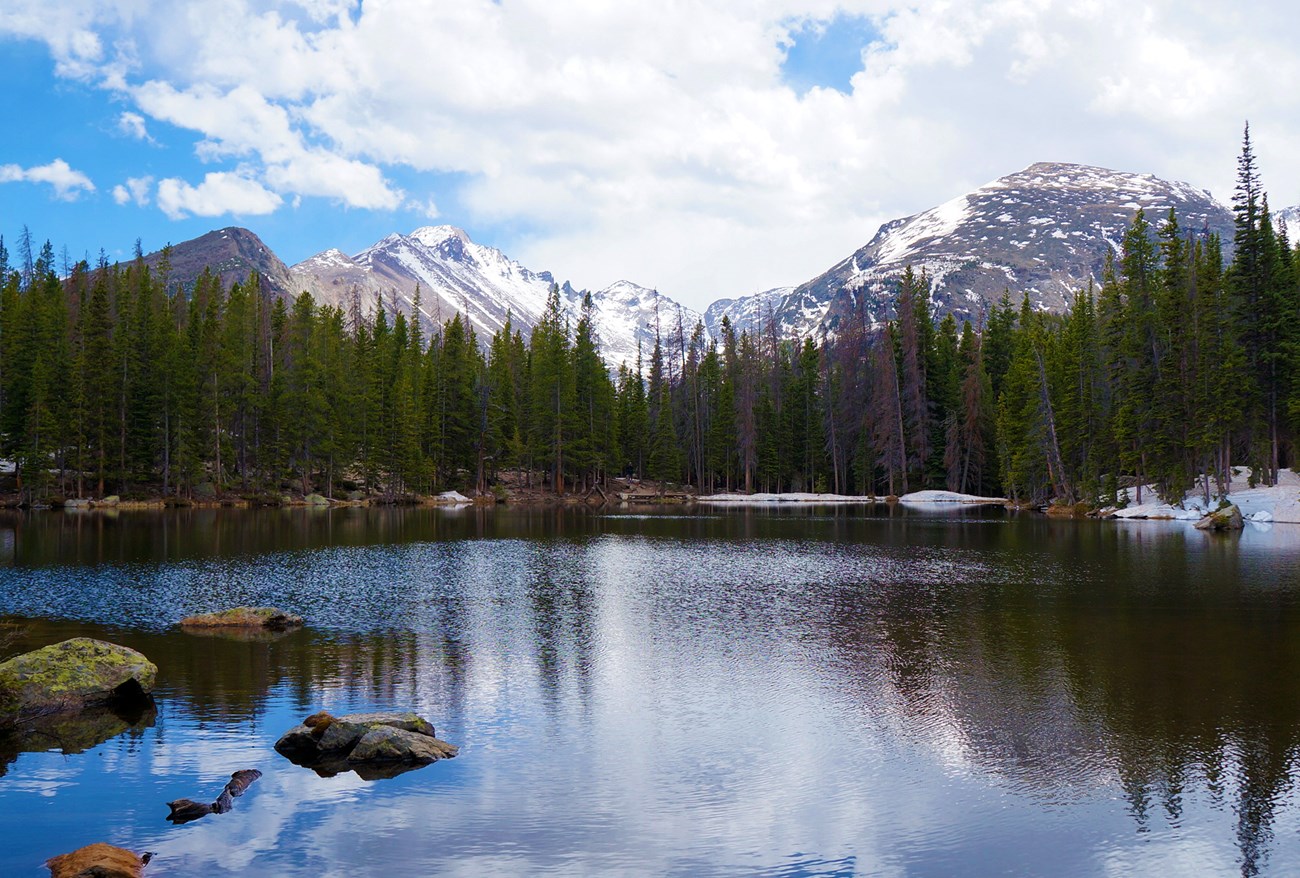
[166,768,262,824]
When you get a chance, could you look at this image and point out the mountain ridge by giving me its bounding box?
[144,161,1256,361]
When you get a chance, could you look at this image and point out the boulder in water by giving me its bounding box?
[1194,504,1245,531]
[0,638,156,727]
[45,842,149,878]
[179,607,304,631]
[275,710,457,777]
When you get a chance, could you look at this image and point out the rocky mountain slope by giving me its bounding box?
[716,162,1237,340]
[290,226,700,368]
[143,226,295,299]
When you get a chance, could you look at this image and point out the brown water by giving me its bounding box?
[1,505,1299,876]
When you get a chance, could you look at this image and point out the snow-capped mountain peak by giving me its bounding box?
[714,161,1237,341]
[291,229,704,367]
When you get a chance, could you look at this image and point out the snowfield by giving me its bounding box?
[1109,469,1300,524]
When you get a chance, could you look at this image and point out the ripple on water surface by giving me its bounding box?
[2,507,1300,875]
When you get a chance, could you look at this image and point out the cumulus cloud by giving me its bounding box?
[3,1,1300,305]
[112,175,153,206]
[0,158,96,200]
[156,171,283,219]
[117,110,154,142]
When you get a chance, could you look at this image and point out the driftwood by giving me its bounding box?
[166,768,261,824]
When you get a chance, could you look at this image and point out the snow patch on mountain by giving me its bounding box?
[719,162,1236,341]
[292,228,703,368]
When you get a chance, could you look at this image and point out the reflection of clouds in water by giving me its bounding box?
[5,514,1300,874]
[7,763,79,798]
[146,761,372,873]
[1097,832,1236,877]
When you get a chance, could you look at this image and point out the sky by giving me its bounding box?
[1,0,1298,311]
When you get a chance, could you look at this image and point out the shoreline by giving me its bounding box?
[3,480,1297,524]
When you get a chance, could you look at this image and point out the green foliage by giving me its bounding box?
[4,131,1297,505]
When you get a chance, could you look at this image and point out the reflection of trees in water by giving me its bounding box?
[4,620,471,729]
[826,524,1300,877]
[525,560,596,718]
[0,700,156,778]
[0,504,987,569]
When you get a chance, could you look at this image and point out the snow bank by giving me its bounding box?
[435,491,472,504]
[1110,469,1300,524]
[696,492,880,504]
[696,490,1007,505]
[898,490,1008,505]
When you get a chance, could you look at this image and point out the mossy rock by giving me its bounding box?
[180,607,304,631]
[305,493,331,506]
[0,638,156,726]
[275,709,456,777]
[1194,504,1244,531]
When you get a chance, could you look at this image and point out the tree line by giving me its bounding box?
[1,129,1296,505]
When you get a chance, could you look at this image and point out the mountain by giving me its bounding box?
[717,162,1237,340]
[143,162,1244,362]
[290,226,701,368]
[702,286,794,340]
[1274,204,1300,236]
[144,226,295,299]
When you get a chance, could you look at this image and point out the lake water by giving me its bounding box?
[1,505,1299,876]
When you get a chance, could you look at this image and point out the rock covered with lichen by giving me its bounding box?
[0,638,156,726]
[275,710,457,778]
[179,607,304,631]
[1194,504,1245,531]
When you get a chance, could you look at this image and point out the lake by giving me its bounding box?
[1,504,1299,876]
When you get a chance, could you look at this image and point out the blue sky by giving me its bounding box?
[1,1,1297,308]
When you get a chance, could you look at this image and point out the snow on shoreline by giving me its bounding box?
[1110,469,1300,524]
[695,490,1007,505]
[898,490,1009,505]
[697,492,880,504]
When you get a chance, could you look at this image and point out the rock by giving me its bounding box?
[62,497,90,509]
[273,723,321,761]
[0,638,156,726]
[275,710,455,777]
[95,495,120,507]
[179,607,304,631]
[45,842,147,878]
[348,726,459,763]
[305,493,331,506]
[1194,504,1245,531]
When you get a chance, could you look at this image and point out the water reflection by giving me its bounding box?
[0,509,1298,875]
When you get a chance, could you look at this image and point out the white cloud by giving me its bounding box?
[0,158,96,200]
[156,171,283,220]
[112,175,153,206]
[3,1,1300,305]
[117,110,154,142]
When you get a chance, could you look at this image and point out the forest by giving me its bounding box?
[0,131,1297,507]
